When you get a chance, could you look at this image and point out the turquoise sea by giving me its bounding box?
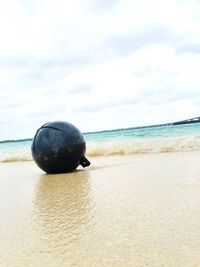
[1,123,200,162]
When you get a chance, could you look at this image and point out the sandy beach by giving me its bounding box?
[1,151,200,266]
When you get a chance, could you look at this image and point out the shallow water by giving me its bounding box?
[1,123,200,162]
[1,152,200,266]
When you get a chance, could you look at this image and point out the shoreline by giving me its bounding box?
[1,149,200,164]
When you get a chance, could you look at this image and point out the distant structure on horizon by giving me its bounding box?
[84,116,200,134]
[139,116,200,129]
[171,116,200,125]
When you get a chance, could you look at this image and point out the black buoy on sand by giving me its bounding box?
[31,121,90,174]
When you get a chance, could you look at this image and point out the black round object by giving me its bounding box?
[31,121,90,174]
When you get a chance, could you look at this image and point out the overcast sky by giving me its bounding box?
[0,0,200,140]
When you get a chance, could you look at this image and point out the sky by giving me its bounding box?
[0,0,200,140]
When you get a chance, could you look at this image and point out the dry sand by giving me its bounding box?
[1,151,200,267]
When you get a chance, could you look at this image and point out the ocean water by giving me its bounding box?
[1,123,200,162]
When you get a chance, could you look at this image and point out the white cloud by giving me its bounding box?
[0,0,200,139]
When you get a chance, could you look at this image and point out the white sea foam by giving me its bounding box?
[2,137,199,162]
[86,136,200,156]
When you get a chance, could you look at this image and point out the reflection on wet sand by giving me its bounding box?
[33,170,93,265]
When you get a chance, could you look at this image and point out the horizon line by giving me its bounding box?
[0,116,200,143]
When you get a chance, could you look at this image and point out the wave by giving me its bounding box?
[86,136,200,156]
[0,150,32,163]
[1,158,32,163]
[1,156,32,163]
[1,136,200,162]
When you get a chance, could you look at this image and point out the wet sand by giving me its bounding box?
[1,151,200,267]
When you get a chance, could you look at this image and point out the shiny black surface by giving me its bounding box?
[31,121,90,173]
